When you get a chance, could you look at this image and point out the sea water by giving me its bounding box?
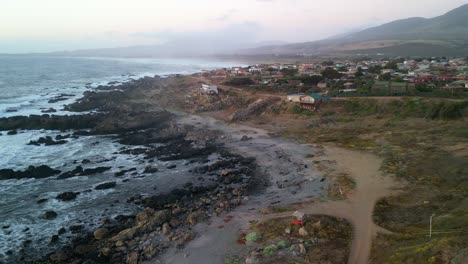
[0,55,239,261]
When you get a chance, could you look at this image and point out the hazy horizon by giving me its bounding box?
[1,0,468,54]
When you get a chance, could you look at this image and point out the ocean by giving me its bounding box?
[0,55,239,262]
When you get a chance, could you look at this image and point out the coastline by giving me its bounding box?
[1,72,398,264]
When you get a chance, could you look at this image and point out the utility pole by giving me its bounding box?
[429,213,435,238]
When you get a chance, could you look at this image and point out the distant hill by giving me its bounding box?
[239,4,468,57]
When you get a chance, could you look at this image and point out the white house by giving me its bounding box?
[200,84,219,95]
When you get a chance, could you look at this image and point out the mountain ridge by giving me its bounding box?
[239,3,468,57]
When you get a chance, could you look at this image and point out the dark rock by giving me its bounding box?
[95,182,116,190]
[80,166,112,176]
[240,135,252,141]
[167,165,177,169]
[56,192,80,201]
[55,134,71,140]
[44,211,58,220]
[37,198,48,204]
[58,228,66,235]
[28,136,67,146]
[81,159,91,164]
[7,130,18,135]
[56,166,83,179]
[143,166,159,174]
[69,225,83,234]
[0,165,61,180]
[57,166,111,179]
[50,235,59,244]
[41,108,57,113]
[115,168,137,177]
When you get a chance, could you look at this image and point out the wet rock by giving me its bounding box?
[28,136,67,146]
[56,166,83,179]
[37,198,48,204]
[95,182,117,190]
[94,228,109,240]
[50,235,59,244]
[48,94,74,104]
[56,192,80,201]
[115,168,137,177]
[143,166,159,174]
[58,228,66,235]
[81,166,112,176]
[69,225,83,234]
[7,130,18,135]
[57,166,111,179]
[0,165,61,180]
[41,108,57,113]
[55,134,71,140]
[43,211,58,220]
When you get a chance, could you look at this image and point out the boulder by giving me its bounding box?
[95,182,116,190]
[0,165,61,180]
[126,252,139,264]
[7,130,18,135]
[56,192,80,201]
[162,223,171,236]
[43,211,58,220]
[93,228,109,240]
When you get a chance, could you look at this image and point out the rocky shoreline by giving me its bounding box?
[0,75,264,263]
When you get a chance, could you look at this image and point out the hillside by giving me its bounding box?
[239,4,468,57]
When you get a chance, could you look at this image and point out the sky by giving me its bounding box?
[1,0,467,53]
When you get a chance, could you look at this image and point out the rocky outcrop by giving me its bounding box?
[28,136,67,146]
[0,165,61,180]
[57,166,111,179]
[95,182,117,190]
[56,192,80,201]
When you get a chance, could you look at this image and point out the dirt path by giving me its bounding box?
[267,146,400,263]
[154,113,400,264]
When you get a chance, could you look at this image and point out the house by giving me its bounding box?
[287,94,304,103]
[452,80,468,89]
[339,89,358,93]
[343,82,355,89]
[287,94,316,104]
[200,84,219,95]
[317,82,327,89]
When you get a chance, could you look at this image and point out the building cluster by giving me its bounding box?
[199,57,468,95]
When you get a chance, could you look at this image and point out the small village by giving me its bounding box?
[196,57,468,110]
